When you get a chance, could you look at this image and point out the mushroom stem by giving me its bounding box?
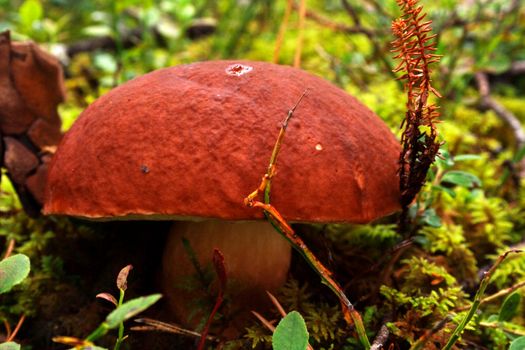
[161,220,291,331]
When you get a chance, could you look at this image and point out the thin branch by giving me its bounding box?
[443,249,523,350]
[475,72,525,151]
[6,315,25,342]
[132,318,218,342]
[508,61,525,75]
[266,291,287,317]
[273,0,293,64]
[3,319,12,340]
[3,239,15,259]
[475,71,525,178]
[479,321,525,336]
[244,91,371,349]
[370,321,391,350]
[341,0,361,26]
[410,315,452,350]
[294,2,378,36]
[294,0,306,68]
[251,311,277,332]
[341,0,396,79]
[197,249,226,350]
[251,310,314,350]
[456,279,525,312]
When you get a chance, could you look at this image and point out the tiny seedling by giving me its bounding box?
[252,291,313,350]
[53,264,161,350]
[0,254,30,294]
[272,311,309,350]
[0,240,30,348]
[443,250,522,350]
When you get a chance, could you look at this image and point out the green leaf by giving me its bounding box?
[0,254,30,294]
[0,342,21,350]
[486,314,499,323]
[513,146,525,163]
[94,53,117,73]
[432,185,456,198]
[499,292,521,322]
[436,149,454,168]
[105,294,161,328]
[272,311,309,350]
[454,154,482,162]
[509,336,525,350]
[82,25,113,37]
[441,171,482,188]
[19,0,43,29]
[421,208,442,228]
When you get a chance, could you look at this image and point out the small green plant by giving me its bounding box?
[443,250,522,350]
[0,242,30,349]
[272,311,309,350]
[0,254,30,294]
[53,264,161,350]
[509,336,525,350]
[0,342,20,350]
[392,0,442,227]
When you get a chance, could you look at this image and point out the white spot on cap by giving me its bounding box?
[315,143,323,151]
[226,64,253,76]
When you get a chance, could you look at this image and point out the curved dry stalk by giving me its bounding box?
[273,0,293,64]
[391,0,442,231]
[443,249,523,350]
[294,0,307,68]
[244,91,371,349]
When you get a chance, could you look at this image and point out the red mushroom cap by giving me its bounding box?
[44,60,400,223]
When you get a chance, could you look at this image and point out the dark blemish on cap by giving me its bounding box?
[225,64,253,76]
[141,165,150,174]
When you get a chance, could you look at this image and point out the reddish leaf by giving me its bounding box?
[96,292,118,307]
[197,249,227,350]
[117,264,133,291]
[212,248,227,291]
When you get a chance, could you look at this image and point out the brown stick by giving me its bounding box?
[456,279,525,312]
[508,61,525,75]
[6,315,25,342]
[295,2,377,36]
[370,321,390,350]
[132,318,218,341]
[273,0,294,64]
[475,72,525,175]
[244,91,371,349]
[3,239,15,259]
[294,0,307,68]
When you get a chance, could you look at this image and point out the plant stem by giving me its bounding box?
[113,288,126,350]
[245,91,371,349]
[443,250,522,350]
[86,323,110,342]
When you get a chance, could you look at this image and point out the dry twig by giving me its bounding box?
[252,292,314,350]
[273,0,293,64]
[244,91,371,349]
[370,321,391,350]
[132,318,218,342]
[294,0,306,68]
[475,71,525,177]
[391,0,441,230]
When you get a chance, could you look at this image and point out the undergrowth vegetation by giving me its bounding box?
[0,0,525,349]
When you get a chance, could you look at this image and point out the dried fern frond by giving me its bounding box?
[392,0,442,216]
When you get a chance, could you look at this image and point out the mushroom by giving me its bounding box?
[43,60,400,331]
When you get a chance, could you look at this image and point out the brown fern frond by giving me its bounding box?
[392,0,442,227]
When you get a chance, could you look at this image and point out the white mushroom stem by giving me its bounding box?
[161,220,291,329]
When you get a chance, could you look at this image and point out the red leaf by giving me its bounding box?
[96,292,118,307]
[117,264,133,291]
